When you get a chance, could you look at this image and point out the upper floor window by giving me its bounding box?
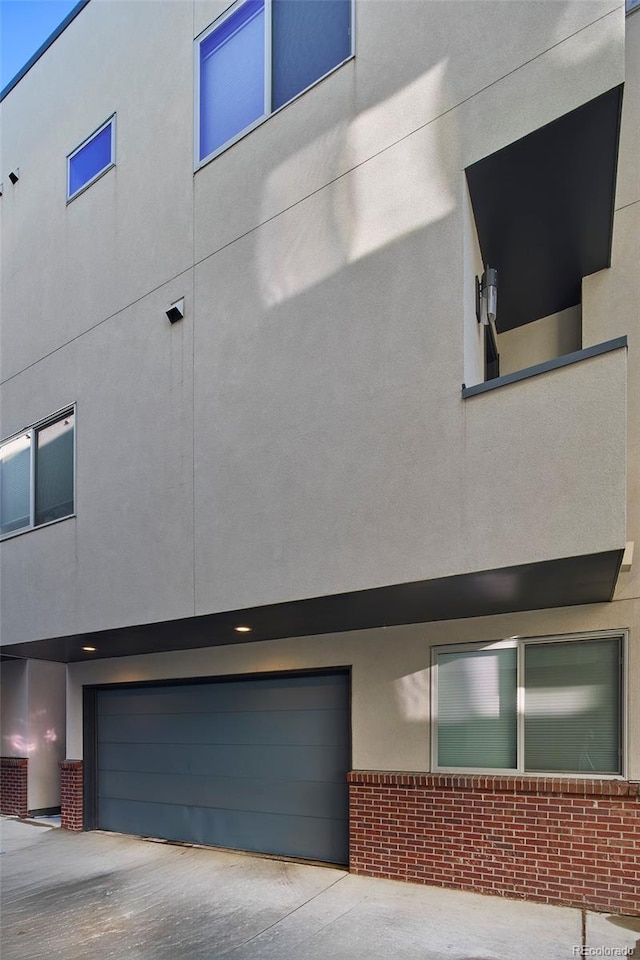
[67,115,115,201]
[432,633,623,776]
[196,0,352,165]
[0,409,75,538]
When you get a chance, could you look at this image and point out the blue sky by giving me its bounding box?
[1,0,80,90]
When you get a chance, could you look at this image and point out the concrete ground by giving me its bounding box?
[1,817,638,960]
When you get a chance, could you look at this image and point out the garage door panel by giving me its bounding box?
[95,673,349,863]
[98,708,349,747]
[98,741,349,781]
[98,796,349,862]
[97,675,347,716]
[98,770,348,820]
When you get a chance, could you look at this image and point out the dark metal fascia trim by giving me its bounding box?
[84,664,352,694]
[607,546,626,602]
[604,87,625,269]
[462,336,627,399]
[0,1,91,102]
[82,686,98,831]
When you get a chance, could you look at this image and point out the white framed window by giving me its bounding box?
[0,407,75,538]
[67,115,115,201]
[431,632,625,776]
[196,0,353,166]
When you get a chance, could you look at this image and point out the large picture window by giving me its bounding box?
[197,0,352,164]
[432,634,623,776]
[0,409,75,537]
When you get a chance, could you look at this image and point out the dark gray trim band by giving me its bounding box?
[3,550,623,662]
[462,336,627,399]
[83,686,97,831]
[0,1,91,102]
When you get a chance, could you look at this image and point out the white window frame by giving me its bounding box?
[67,114,116,202]
[430,630,627,778]
[0,404,77,540]
[194,0,355,169]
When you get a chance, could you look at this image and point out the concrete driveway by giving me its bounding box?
[1,818,637,960]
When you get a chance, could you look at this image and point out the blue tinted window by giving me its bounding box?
[198,0,352,163]
[200,0,265,160]
[272,0,351,110]
[68,120,114,198]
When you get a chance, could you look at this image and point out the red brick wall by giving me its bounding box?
[59,760,83,831]
[0,757,28,817]
[348,772,640,916]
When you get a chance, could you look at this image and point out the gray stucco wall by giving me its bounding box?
[0,1,628,645]
[0,659,66,809]
[1,0,638,804]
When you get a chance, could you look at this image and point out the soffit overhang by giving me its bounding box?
[466,86,623,333]
[0,549,623,663]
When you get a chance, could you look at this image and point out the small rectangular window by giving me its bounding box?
[67,116,115,200]
[0,409,75,538]
[433,634,623,776]
[197,0,352,165]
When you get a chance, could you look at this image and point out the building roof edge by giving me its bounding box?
[0,0,91,103]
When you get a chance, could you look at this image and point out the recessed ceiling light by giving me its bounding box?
[82,646,96,652]
[234,625,252,633]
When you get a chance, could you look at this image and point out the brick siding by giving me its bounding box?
[59,760,83,831]
[348,772,640,916]
[0,757,28,817]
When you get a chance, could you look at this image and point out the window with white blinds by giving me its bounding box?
[433,634,623,775]
[437,648,517,769]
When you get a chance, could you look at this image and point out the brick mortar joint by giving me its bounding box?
[347,771,640,798]
[1,757,28,767]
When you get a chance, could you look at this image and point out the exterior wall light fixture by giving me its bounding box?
[8,168,19,184]
[476,266,498,325]
[234,625,252,633]
[166,298,184,324]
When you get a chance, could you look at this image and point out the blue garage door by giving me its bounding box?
[96,672,350,864]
